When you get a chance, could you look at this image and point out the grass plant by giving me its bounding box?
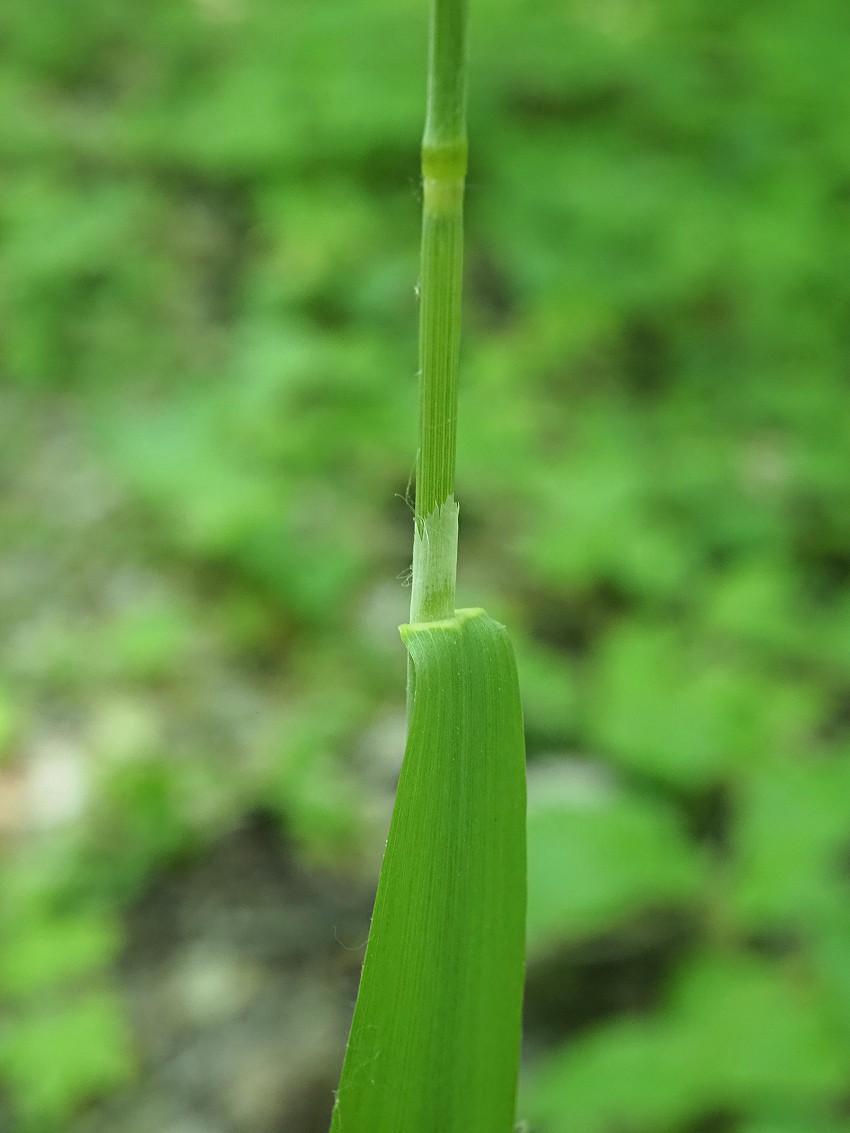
[329,1,527,1130]
[7,1,850,1130]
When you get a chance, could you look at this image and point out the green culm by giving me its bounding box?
[329,0,528,1130]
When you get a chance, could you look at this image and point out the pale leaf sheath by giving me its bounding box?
[330,608,527,1133]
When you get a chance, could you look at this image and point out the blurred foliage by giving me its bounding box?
[2,0,850,1129]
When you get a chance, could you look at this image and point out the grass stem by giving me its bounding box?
[410,0,469,624]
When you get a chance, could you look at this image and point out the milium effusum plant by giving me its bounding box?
[329,1,527,1130]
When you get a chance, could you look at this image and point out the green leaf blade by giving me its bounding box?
[331,607,526,1133]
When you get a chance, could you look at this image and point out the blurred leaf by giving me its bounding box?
[527,768,704,951]
[731,751,850,928]
[525,953,850,1133]
[0,992,135,1130]
[588,622,822,786]
[740,1122,850,1133]
[0,914,120,1000]
[0,687,19,759]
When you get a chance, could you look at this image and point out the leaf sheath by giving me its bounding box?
[330,608,527,1133]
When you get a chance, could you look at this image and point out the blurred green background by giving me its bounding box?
[3,0,850,1130]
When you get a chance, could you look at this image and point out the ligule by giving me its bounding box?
[330,609,527,1133]
[410,497,459,624]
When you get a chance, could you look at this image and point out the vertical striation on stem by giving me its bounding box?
[410,0,469,624]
